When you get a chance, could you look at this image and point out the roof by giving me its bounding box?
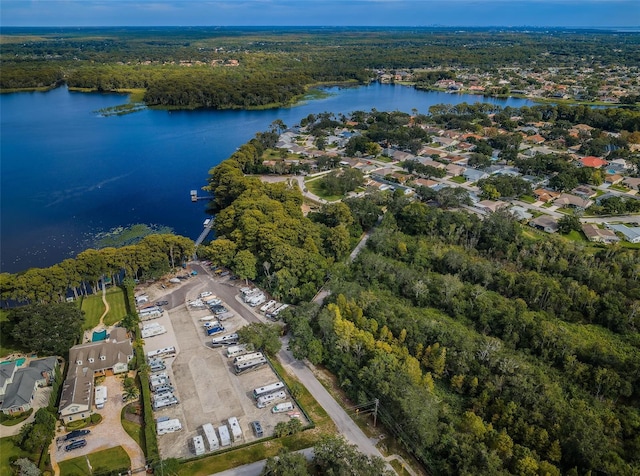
[0,362,17,390]
[580,156,608,168]
[478,200,508,213]
[608,224,640,242]
[582,224,619,242]
[555,193,593,209]
[0,357,57,412]
[60,328,132,411]
[529,215,559,231]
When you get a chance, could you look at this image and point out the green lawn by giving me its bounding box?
[519,195,536,204]
[304,179,343,202]
[80,294,106,330]
[81,287,128,330]
[58,446,130,476]
[449,175,467,184]
[0,437,36,475]
[565,230,587,242]
[103,288,128,326]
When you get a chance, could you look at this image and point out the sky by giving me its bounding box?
[1,0,638,28]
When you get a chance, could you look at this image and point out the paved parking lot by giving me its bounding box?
[137,265,306,459]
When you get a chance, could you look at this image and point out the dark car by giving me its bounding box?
[63,429,90,441]
[251,421,264,437]
[65,439,87,451]
[156,300,169,306]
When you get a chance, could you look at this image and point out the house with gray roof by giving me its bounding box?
[463,168,489,182]
[0,357,58,415]
[59,328,132,422]
[607,224,640,243]
[529,215,559,233]
[554,193,594,210]
[0,362,18,402]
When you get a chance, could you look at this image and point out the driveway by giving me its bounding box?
[52,375,145,471]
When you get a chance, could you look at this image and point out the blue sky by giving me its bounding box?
[1,0,638,28]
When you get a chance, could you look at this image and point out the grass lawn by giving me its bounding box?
[58,446,130,476]
[449,175,467,184]
[80,294,106,330]
[565,230,587,242]
[81,287,128,330]
[305,179,343,202]
[103,287,128,326]
[519,195,536,204]
[0,437,36,474]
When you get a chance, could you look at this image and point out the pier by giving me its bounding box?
[190,190,213,202]
[195,219,214,248]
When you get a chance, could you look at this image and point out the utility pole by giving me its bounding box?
[373,398,379,427]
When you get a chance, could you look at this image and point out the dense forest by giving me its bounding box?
[2,27,639,109]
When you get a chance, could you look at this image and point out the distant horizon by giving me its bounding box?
[1,1,638,29]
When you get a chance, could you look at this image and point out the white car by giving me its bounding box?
[200,291,213,298]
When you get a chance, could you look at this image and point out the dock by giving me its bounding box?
[191,190,213,202]
[194,218,214,250]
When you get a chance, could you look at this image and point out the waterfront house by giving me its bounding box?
[59,328,133,422]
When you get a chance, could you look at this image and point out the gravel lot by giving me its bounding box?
[137,264,305,459]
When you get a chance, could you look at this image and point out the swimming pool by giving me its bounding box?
[0,357,26,366]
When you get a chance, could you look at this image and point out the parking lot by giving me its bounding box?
[137,264,305,459]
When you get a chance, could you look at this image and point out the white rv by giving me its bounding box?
[272,402,294,413]
[218,424,231,447]
[233,351,263,364]
[193,435,205,456]
[202,423,219,451]
[94,386,107,409]
[228,417,243,442]
[256,390,287,409]
[157,418,182,435]
[253,381,285,399]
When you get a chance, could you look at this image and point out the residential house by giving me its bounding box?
[1,357,58,415]
[463,168,489,182]
[413,178,439,188]
[477,200,508,213]
[579,156,608,168]
[604,174,624,185]
[0,362,18,402]
[509,206,533,221]
[529,215,559,233]
[416,157,447,169]
[59,328,133,422]
[607,224,640,243]
[582,224,620,244]
[445,164,465,176]
[622,177,640,190]
[418,146,447,158]
[571,185,597,199]
[608,158,630,172]
[533,188,560,203]
[554,193,594,210]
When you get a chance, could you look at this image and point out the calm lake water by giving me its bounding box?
[1,83,531,273]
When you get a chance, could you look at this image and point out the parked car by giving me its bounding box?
[62,429,90,441]
[251,420,264,437]
[156,300,169,306]
[65,439,87,451]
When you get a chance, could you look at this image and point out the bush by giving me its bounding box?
[90,413,102,424]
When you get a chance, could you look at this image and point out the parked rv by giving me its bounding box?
[257,390,287,409]
[157,418,182,435]
[253,381,285,399]
[272,401,294,413]
[210,333,239,347]
[94,386,107,409]
[260,300,277,313]
[233,351,263,364]
[202,423,219,451]
[147,347,176,359]
[193,435,205,456]
[225,344,248,358]
[205,322,225,336]
[218,424,231,447]
[234,356,268,374]
[228,417,243,442]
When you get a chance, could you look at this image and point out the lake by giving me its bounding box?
[0,83,532,273]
